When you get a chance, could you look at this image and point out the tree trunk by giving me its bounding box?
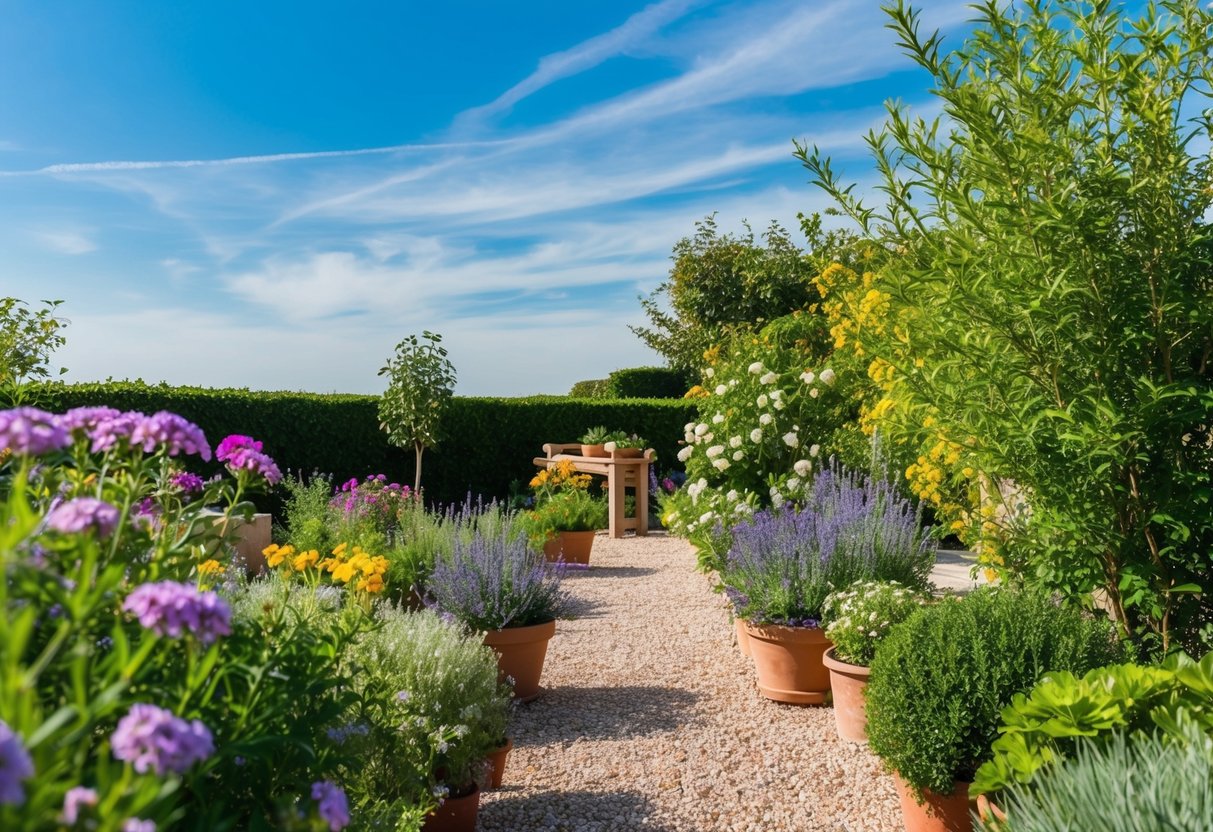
[413,442,424,495]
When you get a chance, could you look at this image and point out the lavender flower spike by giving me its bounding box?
[111,704,213,776]
[122,581,232,643]
[47,498,121,538]
[0,720,34,805]
[0,407,70,456]
[311,781,350,831]
[61,786,99,824]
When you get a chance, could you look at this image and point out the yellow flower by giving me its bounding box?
[292,549,319,572]
[264,544,294,568]
[332,542,348,556]
[198,559,224,576]
[332,561,357,583]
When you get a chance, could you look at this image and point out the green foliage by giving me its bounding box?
[865,588,1127,799]
[579,425,612,445]
[631,215,821,372]
[801,0,1213,654]
[279,474,337,554]
[972,651,1213,796]
[32,381,697,510]
[822,580,928,666]
[524,489,608,539]
[999,728,1213,832]
[606,366,690,399]
[568,379,610,399]
[0,297,68,405]
[378,331,457,493]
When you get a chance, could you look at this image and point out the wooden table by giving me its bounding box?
[533,444,655,538]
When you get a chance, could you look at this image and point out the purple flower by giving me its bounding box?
[122,581,232,643]
[0,407,70,456]
[311,781,350,831]
[47,498,120,538]
[222,447,282,485]
[130,412,211,461]
[0,720,34,805]
[61,786,99,824]
[111,704,213,776]
[170,471,205,494]
[215,434,261,461]
[121,819,155,832]
[57,406,122,436]
[86,410,145,454]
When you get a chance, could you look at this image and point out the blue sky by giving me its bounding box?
[0,0,970,396]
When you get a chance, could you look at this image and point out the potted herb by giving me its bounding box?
[526,489,608,565]
[426,529,572,702]
[820,580,927,742]
[720,460,936,704]
[579,426,615,458]
[604,432,647,458]
[865,588,1126,832]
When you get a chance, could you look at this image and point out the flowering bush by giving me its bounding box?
[528,459,591,504]
[821,580,928,666]
[523,489,607,543]
[719,460,935,627]
[264,541,390,598]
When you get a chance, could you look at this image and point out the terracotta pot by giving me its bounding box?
[482,619,556,702]
[734,617,751,657]
[975,794,1007,827]
[484,737,513,790]
[542,530,595,565]
[421,783,480,832]
[892,775,975,832]
[580,443,608,457]
[822,647,871,742]
[743,621,832,704]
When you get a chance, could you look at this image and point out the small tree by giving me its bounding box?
[378,331,457,494]
[0,297,68,404]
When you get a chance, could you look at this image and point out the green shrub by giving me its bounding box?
[606,366,690,399]
[523,489,608,540]
[972,651,1213,796]
[568,379,610,399]
[822,581,928,666]
[1000,728,1213,832]
[865,588,1127,799]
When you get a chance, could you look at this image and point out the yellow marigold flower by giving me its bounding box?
[358,573,386,594]
[332,542,348,556]
[962,467,975,478]
[332,561,357,583]
[265,544,293,568]
[293,550,319,572]
[198,559,224,576]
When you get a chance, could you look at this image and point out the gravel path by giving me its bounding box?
[477,532,901,832]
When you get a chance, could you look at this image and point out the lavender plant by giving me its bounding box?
[426,529,571,631]
[720,458,934,627]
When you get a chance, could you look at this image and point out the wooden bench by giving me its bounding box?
[533,444,655,538]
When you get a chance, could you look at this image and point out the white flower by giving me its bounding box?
[772,493,785,508]
[800,371,816,384]
[706,445,725,458]
[715,384,727,396]
[868,630,879,638]
[728,379,738,387]
[809,444,821,458]
[695,423,709,436]
[735,503,752,515]
[759,413,773,425]
[757,394,768,407]
[703,432,714,442]
[760,371,778,385]
[677,446,694,462]
[771,390,783,401]
[782,432,799,447]
[732,450,743,461]
[820,368,836,385]
[704,367,715,378]
[769,486,781,497]
[810,388,820,399]
[729,435,742,448]
[712,413,725,424]
[699,512,715,524]
[726,489,739,501]
[793,459,811,477]
[787,477,801,490]
[750,428,763,443]
[712,458,731,471]
[684,422,695,433]
[748,362,765,375]
[774,400,785,410]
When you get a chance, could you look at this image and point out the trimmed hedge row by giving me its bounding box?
[568,378,610,398]
[33,382,696,509]
[607,366,691,399]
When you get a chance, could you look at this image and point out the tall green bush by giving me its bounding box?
[801,0,1213,654]
[606,366,690,399]
[378,331,456,493]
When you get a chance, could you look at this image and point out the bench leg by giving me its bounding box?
[607,466,623,538]
[636,464,649,536]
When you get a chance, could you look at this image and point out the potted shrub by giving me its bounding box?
[720,461,936,704]
[579,426,614,458]
[820,580,927,742]
[426,529,572,702]
[865,588,1126,832]
[527,489,608,565]
[340,605,510,832]
[604,433,647,458]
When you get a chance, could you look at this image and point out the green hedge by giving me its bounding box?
[606,366,690,399]
[568,378,610,398]
[32,382,695,509]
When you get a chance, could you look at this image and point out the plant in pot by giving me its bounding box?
[604,432,648,458]
[720,460,936,704]
[340,605,511,832]
[526,488,608,565]
[865,588,1127,832]
[579,426,615,458]
[820,580,927,742]
[426,528,572,703]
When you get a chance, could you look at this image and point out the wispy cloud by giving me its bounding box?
[32,228,97,255]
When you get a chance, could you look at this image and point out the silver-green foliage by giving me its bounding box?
[1003,729,1213,832]
[378,331,457,493]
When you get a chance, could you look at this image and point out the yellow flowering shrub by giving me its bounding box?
[262,541,388,595]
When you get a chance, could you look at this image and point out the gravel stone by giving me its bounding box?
[477,532,903,832]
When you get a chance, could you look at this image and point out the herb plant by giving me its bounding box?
[822,580,927,666]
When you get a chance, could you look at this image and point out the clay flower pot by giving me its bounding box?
[542,530,595,565]
[822,647,871,742]
[482,619,556,702]
[484,737,513,790]
[734,617,751,657]
[743,621,832,704]
[421,783,480,832]
[580,443,608,457]
[892,775,974,832]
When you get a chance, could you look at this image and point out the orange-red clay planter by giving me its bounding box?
[580,443,607,457]
[542,530,595,565]
[484,737,513,790]
[892,775,974,832]
[421,784,480,832]
[822,647,871,742]
[734,616,751,656]
[482,619,556,702]
[743,622,832,704]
